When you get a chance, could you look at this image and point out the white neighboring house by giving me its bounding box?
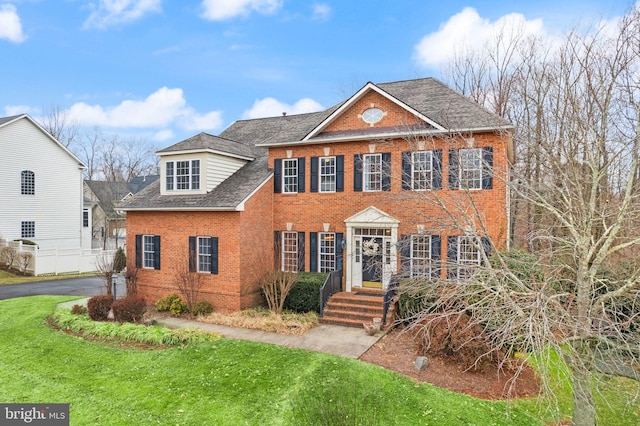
[0,114,102,275]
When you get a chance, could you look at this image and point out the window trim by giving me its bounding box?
[143,235,156,269]
[319,156,336,193]
[21,221,35,238]
[282,158,298,194]
[318,232,336,272]
[363,153,383,192]
[411,151,433,191]
[165,159,200,191]
[459,148,483,190]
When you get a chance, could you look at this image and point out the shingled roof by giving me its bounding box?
[158,132,257,159]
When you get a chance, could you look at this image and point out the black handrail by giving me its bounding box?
[319,269,342,317]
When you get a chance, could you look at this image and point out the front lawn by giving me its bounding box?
[0,296,540,425]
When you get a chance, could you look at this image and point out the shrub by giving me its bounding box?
[191,300,214,316]
[87,295,114,321]
[283,272,327,313]
[71,304,88,315]
[114,248,126,273]
[112,296,146,323]
[170,298,188,317]
[155,293,182,312]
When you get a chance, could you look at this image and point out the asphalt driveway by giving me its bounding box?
[0,276,126,300]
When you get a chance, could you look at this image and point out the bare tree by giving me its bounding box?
[94,251,116,295]
[174,250,206,315]
[40,105,79,148]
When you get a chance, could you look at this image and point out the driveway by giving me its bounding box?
[0,276,126,300]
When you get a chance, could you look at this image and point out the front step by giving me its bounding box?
[320,290,394,329]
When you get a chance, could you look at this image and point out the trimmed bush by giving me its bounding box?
[170,298,188,317]
[87,295,114,321]
[192,300,214,316]
[112,296,146,323]
[113,247,126,273]
[283,272,327,313]
[155,293,182,312]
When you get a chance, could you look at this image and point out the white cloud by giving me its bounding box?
[0,4,26,43]
[242,97,323,119]
[4,105,33,116]
[200,0,282,21]
[312,3,331,21]
[83,0,162,29]
[413,7,545,69]
[152,129,174,142]
[65,87,223,132]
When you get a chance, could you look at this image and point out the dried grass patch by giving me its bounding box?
[199,308,318,335]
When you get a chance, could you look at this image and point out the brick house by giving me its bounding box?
[121,78,514,314]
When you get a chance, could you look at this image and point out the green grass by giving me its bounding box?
[0,296,541,425]
[0,270,98,285]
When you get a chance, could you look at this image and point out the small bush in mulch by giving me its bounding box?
[191,300,214,316]
[87,295,114,321]
[412,313,503,372]
[112,296,146,323]
[155,293,188,317]
[71,304,88,315]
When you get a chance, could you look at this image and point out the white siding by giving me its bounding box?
[0,117,85,251]
[205,153,247,191]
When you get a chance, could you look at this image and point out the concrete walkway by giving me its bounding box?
[56,299,383,359]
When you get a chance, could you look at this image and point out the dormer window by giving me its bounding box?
[166,159,200,191]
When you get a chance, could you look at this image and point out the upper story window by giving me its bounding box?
[402,150,443,191]
[283,159,298,193]
[310,155,344,193]
[21,221,35,238]
[449,147,493,190]
[319,156,336,192]
[363,154,382,191]
[21,170,35,195]
[166,159,200,191]
[354,153,390,192]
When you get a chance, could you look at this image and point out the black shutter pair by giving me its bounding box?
[401,150,443,190]
[399,234,441,278]
[354,153,391,191]
[135,234,161,270]
[188,236,219,274]
[273,231,305,272]
[446,236,491,279]
[310,156,344,192]
[309,232,344,272]
[448,147,493,190]
[273,158,305,193]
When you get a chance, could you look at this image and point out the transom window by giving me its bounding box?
[320,156,336,193]
[143,235,156,269]
[363,154,382,191]
[412,151,433,190]
[166,159,200,191]
[198,236,212,273]
[319,232,335,272]
[460,149,482,190]
[457,236,482,279]
[283,159,298,194]
[21,170,35,195]
[282,231,298,272]
[21,221,35,238]
[410,235,432,277]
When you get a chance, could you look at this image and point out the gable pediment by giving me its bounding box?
[344,206,400,226]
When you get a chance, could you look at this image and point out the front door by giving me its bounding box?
[361,237,383,288]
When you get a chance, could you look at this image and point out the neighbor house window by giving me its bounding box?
[21,221,35,238]
[21,170,35,195]
[282,231,298,272]
[319,157,336,192]
[166,159,200,191]
[283,159,298,193]
[363,154,382,191]
[83,209,89,227]
[319,232,336,272]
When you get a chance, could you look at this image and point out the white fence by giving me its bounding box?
[0,239,114,276]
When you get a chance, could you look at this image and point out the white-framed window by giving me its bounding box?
[21,221,35,238]
[319,156,336,193]
[283,159,298,193]
[410,235,432,277]
[166,159,200,191]
[457,236,482,279]
[197,236,212,273]
[143,235,156,269]
[319,232,335,272]
[83,209,89,228]
[412,151,433,190]
[363,153,382,191]
[282,231,298,272]
[21,170,35,195]
[459,149,482,190]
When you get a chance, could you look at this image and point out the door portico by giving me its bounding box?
[344,206,399,292]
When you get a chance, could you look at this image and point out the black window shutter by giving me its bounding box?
[448,149,459,190]
[401,152,411,190]
[382,152,391,191]
[335,232,344,270]
[135,234,142,268]
[309,232,318,272]
[298,158,305,193]
[274,159,282,193]
[297,232,305,272]
[482,147,493,189]
[447,236,458,279]
[211,237,219,274]
[274,231,281,270]
[189,236,196,272]
[431,235,441,278]
[153,235,161,270]
[336,155,344,192]
[480,236,491,265]
[433,149,443,190]
[400,234,410,275]
[354,154,363,192]
[310,157,318,192]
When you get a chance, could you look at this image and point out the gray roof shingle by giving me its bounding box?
[158,132,257,159]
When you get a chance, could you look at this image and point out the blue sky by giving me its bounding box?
[0,0,634,146]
